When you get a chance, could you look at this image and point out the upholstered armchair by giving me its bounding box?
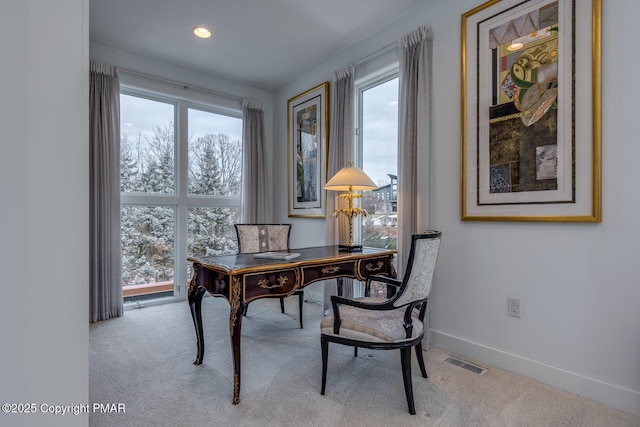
[234,224,304,328]
[320,231,442,414]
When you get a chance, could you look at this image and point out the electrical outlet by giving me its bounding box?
[508,297,522,318]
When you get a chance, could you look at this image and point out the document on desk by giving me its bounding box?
[252,251,300,260]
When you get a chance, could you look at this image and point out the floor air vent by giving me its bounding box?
[443,355,487,375]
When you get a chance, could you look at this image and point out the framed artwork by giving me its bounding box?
[287,82,329,218]
[461,0,601,221]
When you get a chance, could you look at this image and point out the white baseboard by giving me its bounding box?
[430,329,640,419]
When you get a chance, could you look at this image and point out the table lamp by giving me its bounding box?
[324,162,378,252]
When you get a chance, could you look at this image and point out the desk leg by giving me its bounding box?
[336,277,344,296]
[188,285,206,365]
[229,277,245,405]
[230,303,246,404]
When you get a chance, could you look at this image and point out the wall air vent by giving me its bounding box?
[443,355,487,375]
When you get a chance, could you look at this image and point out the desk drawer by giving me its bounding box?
[301,256,395,284]
[358,257,395,280]
[302,260,357,283]
[243,268,299,302]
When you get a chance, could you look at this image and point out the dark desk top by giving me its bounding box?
[188,245,396,274]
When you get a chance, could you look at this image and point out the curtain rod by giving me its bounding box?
[117,67,244,102]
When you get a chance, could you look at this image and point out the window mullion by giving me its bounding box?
[177,101,189,200]
[175,102,189,298]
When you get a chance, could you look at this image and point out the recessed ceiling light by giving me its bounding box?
[193,26,211,39]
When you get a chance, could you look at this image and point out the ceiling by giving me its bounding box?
[90,0,425,91]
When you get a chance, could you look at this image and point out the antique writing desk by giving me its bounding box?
[187,246,396,404]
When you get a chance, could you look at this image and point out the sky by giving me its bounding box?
[120,94,242,143]
[361,78,398,187]
[120,79,397,188]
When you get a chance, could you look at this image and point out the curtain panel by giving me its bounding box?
[241,99,270,223]
[325,65,355,247]
[397,26,433,346]
[397,26,433,274]
[89,60,123,322]
[324,65,356,307]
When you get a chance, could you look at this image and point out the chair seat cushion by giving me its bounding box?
[320,297,423,343]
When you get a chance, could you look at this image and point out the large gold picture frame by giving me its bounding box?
[287,82,329,218]
[461,0,601,222]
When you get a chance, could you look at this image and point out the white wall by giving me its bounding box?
[1,1,89,426]
[274,0,640,417]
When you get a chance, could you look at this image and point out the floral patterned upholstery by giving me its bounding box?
[235,224,290,254]
[320,297,424,343]
[393,237,440,307]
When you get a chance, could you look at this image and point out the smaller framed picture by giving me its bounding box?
[287,82,329,218]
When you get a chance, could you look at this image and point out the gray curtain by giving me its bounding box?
[397,26,433,345]
[397,26,433,273]
[89,60,123,322]
[324,65,355,308]
[325,65,355,247]
[241,99,270,223]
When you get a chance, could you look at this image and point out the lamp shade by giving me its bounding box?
[324,162,378,191]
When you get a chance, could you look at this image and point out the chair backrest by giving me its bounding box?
[234,224,291,254]
[393,231,441,308]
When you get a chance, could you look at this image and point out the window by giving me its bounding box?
[356,73,399,251]
[120,92,242,303]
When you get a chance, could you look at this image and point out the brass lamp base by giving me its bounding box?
[339,244,363,252]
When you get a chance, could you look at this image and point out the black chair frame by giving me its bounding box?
[320,231,441,414]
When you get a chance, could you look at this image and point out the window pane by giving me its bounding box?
[187,207,240,257]
[120,94,175,193]
[121,205,175,288]
[361,77,398,250]
[188,108,242,196]
[119,91,243,302]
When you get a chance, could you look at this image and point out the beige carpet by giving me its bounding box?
[89,297,640,427]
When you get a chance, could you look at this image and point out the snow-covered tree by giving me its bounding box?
[189,133,241,195]
[120,125,241,286]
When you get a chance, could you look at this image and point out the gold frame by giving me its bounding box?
[287,82,329,218]
[461,0,601,222]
